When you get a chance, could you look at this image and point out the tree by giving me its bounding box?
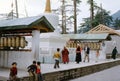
[87,0,94,29]
[53,0,81,34]
[93,10,113,26]
[73,0,81,34]
[61,0,66,34]
[87,0,103,28]
[79,9,113,33]
[113,18,120,29]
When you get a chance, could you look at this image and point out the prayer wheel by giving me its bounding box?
[98,43,101,49]
[81,43,84,49]
[73,43,77,48]
[0,37,4,47]
[92,42,95,50]
[68,41,70,48]
[11,37,16,47]
[3,37,7,47]
[20,37,25,48]
[69,41,72,48]
[94,42,97,50]
[8,37,11,47]
[71,42,74,48]
[15,37,20,47]
[66,42,70,48]
[90,42,94,50]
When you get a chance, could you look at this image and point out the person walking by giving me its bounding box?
[112,47,118,60]
[27,61,37,81]
[61,46,69,64]
[83,44,90,62]
[53,48,61,69]
[9,62,18,81]
[36,61,43,81]
[75,45,82,64]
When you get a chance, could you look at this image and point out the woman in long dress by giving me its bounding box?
[75,45,82,63]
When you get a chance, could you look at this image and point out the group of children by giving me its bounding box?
[9,61,43,81]
[27,61,43,81]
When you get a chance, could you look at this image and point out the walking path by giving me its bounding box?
[70,65,120,81]
[0,59,119,81]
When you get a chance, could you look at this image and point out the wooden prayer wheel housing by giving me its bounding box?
[0,36,27,50]
[0,37,4,47]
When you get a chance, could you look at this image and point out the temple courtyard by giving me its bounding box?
[0,58,120,81]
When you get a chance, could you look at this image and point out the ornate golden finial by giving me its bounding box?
[45,0,51,13]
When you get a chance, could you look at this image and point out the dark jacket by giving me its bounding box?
[27,64,37,72]
[84,47,90,54]
[112,47,118,55]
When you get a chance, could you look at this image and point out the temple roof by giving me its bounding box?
[62,33,111,41]
[86,24,120,36]
[0,16,54,34]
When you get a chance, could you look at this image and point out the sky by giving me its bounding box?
[0,0,120,24]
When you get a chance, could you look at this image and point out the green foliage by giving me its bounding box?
[93,10,113,26]
[87,0,96,7]
[113,18,120,29]
[79,10,113,33]
[76,0,81,4]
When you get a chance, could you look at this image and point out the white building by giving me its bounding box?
[0,0,56,69]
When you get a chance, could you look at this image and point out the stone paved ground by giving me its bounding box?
[0,59,119,81]
[70,65,120,81]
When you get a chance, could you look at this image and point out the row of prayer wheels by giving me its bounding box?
[0,36,27,48]
[66,42,101,50]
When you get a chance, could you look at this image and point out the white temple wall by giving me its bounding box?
[40,39,50,48]
[105,35,120,54]
[49,38,66,49]
[0,51,34,70]
[39,38,67,63]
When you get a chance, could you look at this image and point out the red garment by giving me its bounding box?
[62,49,69,63]
[10,67,17,76]
[36,66,41,74]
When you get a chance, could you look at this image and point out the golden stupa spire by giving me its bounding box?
[45,0,51,13]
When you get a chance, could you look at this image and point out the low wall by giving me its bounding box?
[4,60,120,81]
[43,60,120,81]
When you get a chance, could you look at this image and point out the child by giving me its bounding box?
[53,48,61,69]
[27,61,37,81]
[36,61,43,81]
[9,62,17,81]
